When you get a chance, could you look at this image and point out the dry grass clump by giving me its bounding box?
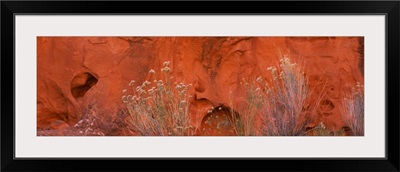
[238,80,265,136]
[341,83,364,136]
[237,55,312,136]
[228,88,261,136]
[122,61,195,136]
[260,56,310,136]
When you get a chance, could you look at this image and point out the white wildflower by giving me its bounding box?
[279,71,284,78]
[256,76,263,83]
[163,61,170,66]
[319,122,326,129]
[267,66,276,71]
[136,86,142,92]
[161,67,171,72]
[356,82,362,88]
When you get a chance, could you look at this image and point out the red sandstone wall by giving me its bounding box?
[37,37,364,135]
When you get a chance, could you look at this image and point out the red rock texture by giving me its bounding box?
[37,37,364,135]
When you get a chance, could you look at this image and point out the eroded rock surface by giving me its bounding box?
[37,37,364,135]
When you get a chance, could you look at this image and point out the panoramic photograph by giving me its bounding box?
[37,37,364,136]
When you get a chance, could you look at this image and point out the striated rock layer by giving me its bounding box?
[37,37,364,135]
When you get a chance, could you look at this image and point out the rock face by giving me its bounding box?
[37,37,364,135]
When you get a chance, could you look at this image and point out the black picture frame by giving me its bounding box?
[1,1,399,171]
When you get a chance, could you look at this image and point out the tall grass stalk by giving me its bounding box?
[228,88,261,136]
[239,80,265,136]
[342,83,364,136]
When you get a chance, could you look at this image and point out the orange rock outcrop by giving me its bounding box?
[37,37,364,135]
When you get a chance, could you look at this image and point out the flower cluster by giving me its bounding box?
[161,61,171,73]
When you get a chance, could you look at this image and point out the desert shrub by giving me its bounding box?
[341,83,364,136]
[261,56,310,136]
[122,61,195,136]
[238,56,311,136]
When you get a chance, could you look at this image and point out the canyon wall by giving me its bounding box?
[37,37,364,135]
